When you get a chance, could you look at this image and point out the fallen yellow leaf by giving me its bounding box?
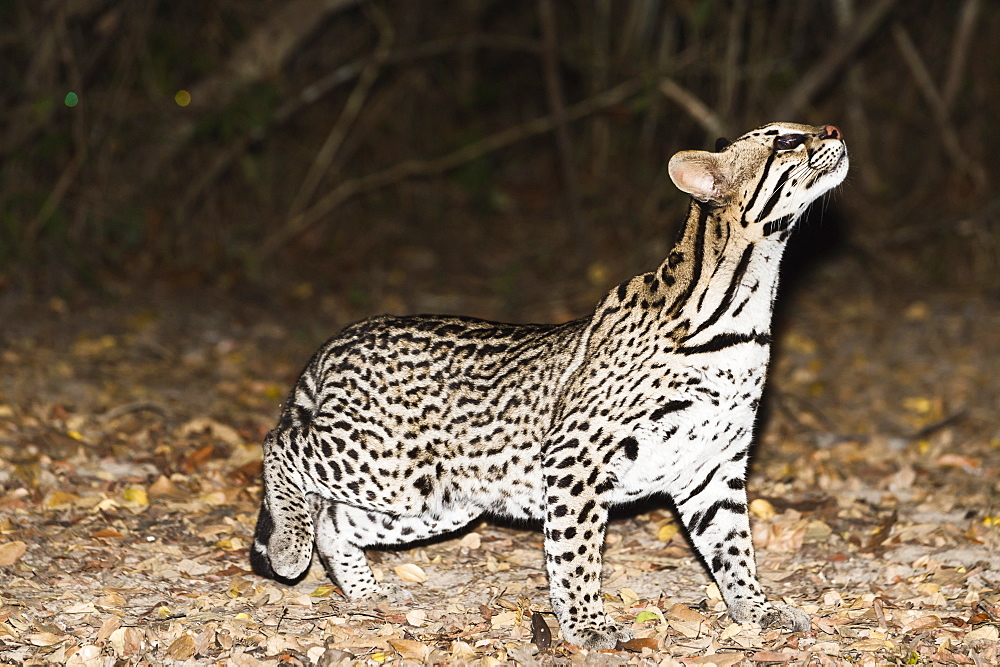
[123,487,148,505]
[46,491,80,508]
[657,523,679,542]
[635,610,661,624]
[309,585,337,598]
[749,498,776,520]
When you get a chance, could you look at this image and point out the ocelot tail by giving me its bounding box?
[251,122,848,649]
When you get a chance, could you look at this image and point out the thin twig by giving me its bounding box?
[658,79,727,139]
[99,401,170,423]
[287,6,393,220]
[942,0,980,113]
[773,0,898,119]
[259,78,647,258]
[538,0,586,247]
[834,0,882,193]
[719,0,746,125]
[591,0,611,180]
[891,23,986,189]
[178,34,543,217]
[639,10,679,150]
[144,0,371,194]
[24,5,87,248]
[24,156,82,248]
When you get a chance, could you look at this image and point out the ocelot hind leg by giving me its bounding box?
[311,496,481,600]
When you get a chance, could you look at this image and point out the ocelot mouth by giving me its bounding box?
[831,147,848,171]
[809,145,847,173]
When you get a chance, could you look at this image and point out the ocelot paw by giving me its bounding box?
[728,600,811,633]
[562,621,633,650]
[759,604,811,633]
[379,583,415,604]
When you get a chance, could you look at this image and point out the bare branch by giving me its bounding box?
[658,79,727,139]
[942,0,980,113]
[287,6,394,221]
[773,0,898,119]
[147,0,371,193]
[178,34,543,216]
[538,0,586,246]
[891,23,986,189]
[259,79,646,258]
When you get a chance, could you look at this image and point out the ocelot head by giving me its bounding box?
[668,122,848,241]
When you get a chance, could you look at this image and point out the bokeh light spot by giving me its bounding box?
[64,92,79,107]
[175,90,191,107]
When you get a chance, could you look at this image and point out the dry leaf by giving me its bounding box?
[0,540,26,566]
[179,417,243,446]
[166,634,196,660]
[490,610,520,627]
[96,615,122,643]
[108,628,145,658]
[92,528,123,539]
[687,652,746,666]
[618,587,639,606]
[657,523,679,541]
[27,631,65,646]
[46,491,80,508]
[619,637,658,651]
[749,498,777,520]
[393,563,428,583]
[405,609,427,627]
[148,475,186,500]
[310,585,337,598]
[178,558,213,576]
[459,532,482,549]
[122,487,148,506]
[749,650,793,662]
[666,603,707,623]
[388,638,429,661]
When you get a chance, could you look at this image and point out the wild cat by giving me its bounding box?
[251,122,847,648]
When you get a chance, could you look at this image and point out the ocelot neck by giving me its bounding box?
[588,200,789,354]
[661,200,786,351]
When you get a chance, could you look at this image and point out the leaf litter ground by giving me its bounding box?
[1,268,998,665]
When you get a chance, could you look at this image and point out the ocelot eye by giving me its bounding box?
[773,134,805,151]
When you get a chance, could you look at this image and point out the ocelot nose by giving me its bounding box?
[820,125,842,140]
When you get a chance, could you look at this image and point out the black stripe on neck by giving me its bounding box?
[754,165,794,222]
[677,330,771,355]
[665,203,711,318]
[763,213,795,237]
[741,151,777,227]
[681,245,754,343]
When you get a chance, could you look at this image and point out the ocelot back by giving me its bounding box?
[252,122,848,649]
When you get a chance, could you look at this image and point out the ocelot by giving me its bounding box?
[251,122,847,649]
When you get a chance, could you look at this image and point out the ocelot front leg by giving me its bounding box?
[541,441,634,650]
[671,455,810,632]
[311,497,481,600]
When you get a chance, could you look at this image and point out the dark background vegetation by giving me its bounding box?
[2,0,997,316]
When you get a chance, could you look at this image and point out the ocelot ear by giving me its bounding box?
[668,150,727,204]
